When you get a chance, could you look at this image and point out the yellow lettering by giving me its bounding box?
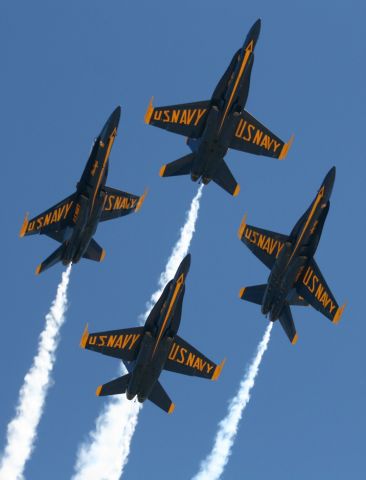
[37,217,44,229]
[253,129,263,146]
[235,118,246,138]
[171,110,179,123]
[179,110,187,124]
[186,352,196,367]
[105,195,114,211]
[193,357,202,370]
[89,336,97,345]
[44,212,52,226]
[194,109,207,126]
[154,110,162,121]
[98,335,107,347]
[163,110,170,123]
[206,364,214,374]
[114,335,124,349]
[107,335,117,347]
[186,109,196,125]
[243,123,255,141]
[122,335,132,349]
[64,201,73,219]
[168,343,179,361]
[177,347,187,364]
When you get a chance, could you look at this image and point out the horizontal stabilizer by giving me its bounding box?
[82,239,106,262]
[160,153,195,178]
[239,284,267,305]
[279,305,298,345]
[212,159,240,196]
[96,374,131,397]
[35,244,65,275]
[148,381,175,414]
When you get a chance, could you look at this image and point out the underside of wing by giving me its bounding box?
[145,98,211,138]
[100,186,147,222]
[20,193,77,237]
[238,214,289,269]
[164,335,225,381]
[230,109,293,160]
[80,325,144,361]
[296,259,345,323]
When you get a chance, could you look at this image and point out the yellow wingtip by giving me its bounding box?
[144,96,154,124]
[333,303,346,324]
[80,324,89,348]
[100,249,106,262]
[233,184,240,197]
[159,165,167,177]
[168,403,175,414]
[237,213,247,239]
[279,134,295,160]
[212,358,226,381]
[135,188,148,212]
[96,385,103,397]
[35,264,42,276]
[239,287,246,299]
[291,333,299,345]
[19,212,29,238]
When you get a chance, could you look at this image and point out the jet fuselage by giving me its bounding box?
[60,107,120,264]
[125,255,190,403]
[262,167,335,320]
[187,19,260,184]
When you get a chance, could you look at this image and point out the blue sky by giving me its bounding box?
[1,0,365,478]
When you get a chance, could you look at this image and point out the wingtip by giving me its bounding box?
[239,287,246,299]
[233,184,240,197]
[291,333,299,345]
[212,358,226,381]
[159,165,167,177]
[19,212,29,238]
[237,213,247,239]
[96,385,103,397]
[80,324,89,349]
[168,403,175,414]
[35,264,42,276]
[144,96,154,124]
[135,188,148,212]
[279,134,294,160]
[333,303,346,324]
[100,249,106,262]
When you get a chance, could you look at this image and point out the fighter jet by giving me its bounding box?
[237,167,345,344]
[80,254,225,413]
[19,107,147,274]
[144,19,293,196]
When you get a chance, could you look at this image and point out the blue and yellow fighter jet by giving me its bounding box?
[238,167,345,344]
[80,254,225,414]
[19,107,147,274]
[145,19,293,196]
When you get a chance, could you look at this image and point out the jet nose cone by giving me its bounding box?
[109,105,121,126]
[321,166,336,200]
[176,253,191,278]
[250,18,261,38]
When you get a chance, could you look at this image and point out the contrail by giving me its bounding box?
[73,186,204,480]
[192,322,273,480]
[0,265,72,480]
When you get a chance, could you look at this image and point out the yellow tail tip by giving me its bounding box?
[144,96,154,124]
[159,165,167,177]
[19,213,29,238]
[239,287,246,299]
[237,213,247,239]
[96,385,103,396]
[333,303,346,324]
[35,264,42,275]
[291,333,299,345]
[212,358,226,381]
[168,403,175,414]
[279,134,295,160]
[135,188,148,212]
[80,324,89,348]
[233,184,240,197]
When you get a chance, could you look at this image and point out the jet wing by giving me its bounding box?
[164,335,225,381]
[100,186,147,222]
[296,259,345,323]
[230,110,293,160]
[238,214,289,269]
[145,98,210,138]
[80,325,144,361]
[19,193,76,237]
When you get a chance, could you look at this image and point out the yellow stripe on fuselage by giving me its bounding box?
[286,187,325,267]
[152,274,184,357]
[90,128,117,215]
[219,40,254,133]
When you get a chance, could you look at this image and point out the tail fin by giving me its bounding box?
[82,239,106,262]
[35,244,65,275]
[96,373,131,397]
[212,159,240,196]
[148,381,175,414]
[279,305,298,345]
[160,153,195,177]
[239,284,267,305]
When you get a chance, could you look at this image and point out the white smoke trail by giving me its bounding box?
[73,186,203,480]
[192,322,273,480]
[0,265,72,480]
